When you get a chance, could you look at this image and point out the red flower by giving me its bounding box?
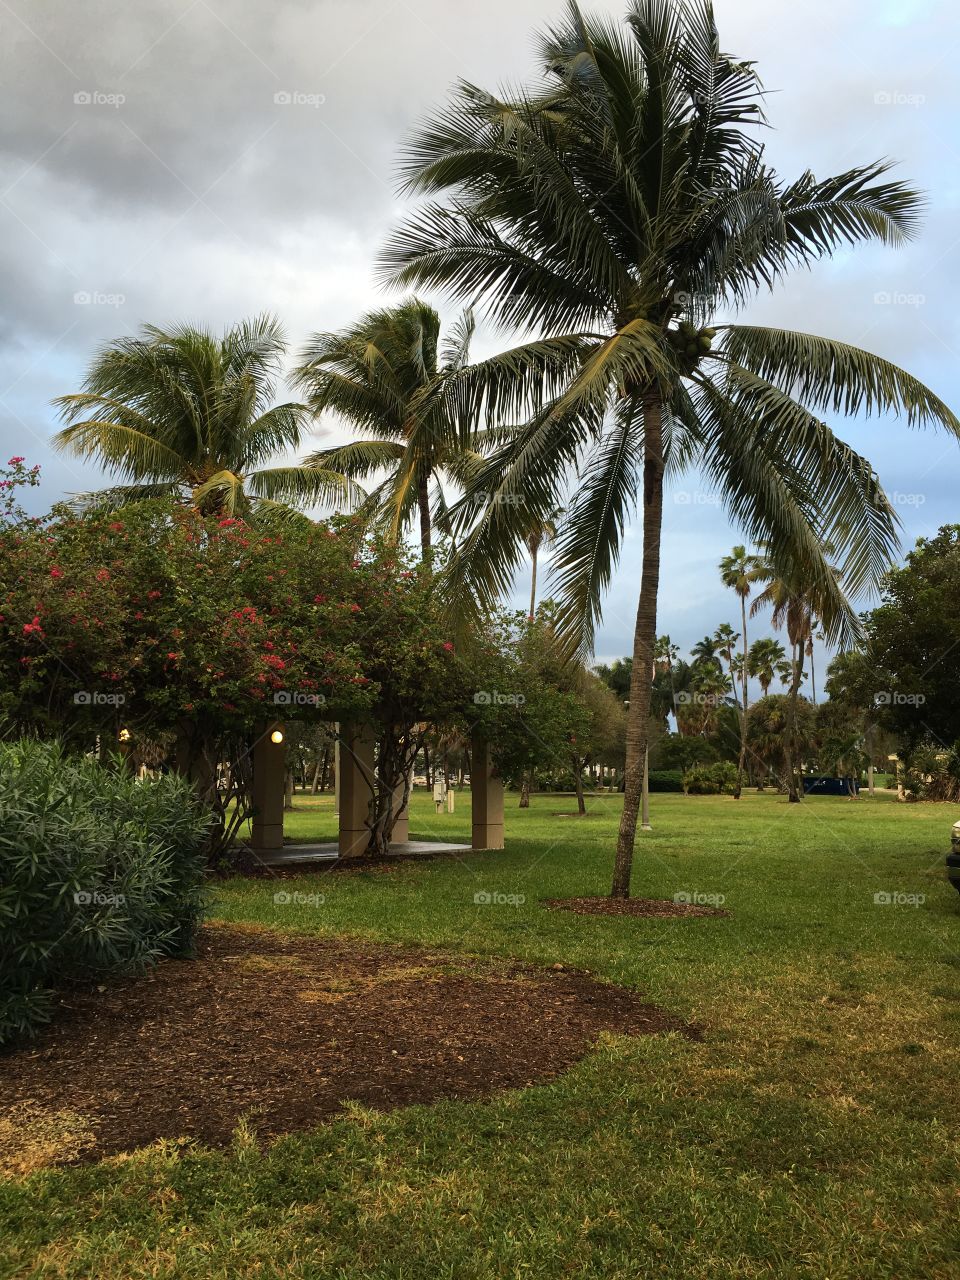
[442,641,454,652]
[50,567,64,579]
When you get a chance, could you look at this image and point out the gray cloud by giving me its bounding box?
[1,0,958,662]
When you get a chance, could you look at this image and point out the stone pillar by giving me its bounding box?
[251,721,286,851]
[392,773,410,844]
[471,734,504,850]
[338,724,376,858]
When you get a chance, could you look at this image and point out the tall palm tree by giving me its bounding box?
[719,544,761,797]
[54,316,346,519]
[750,557,842,801]
[654,634,682,732]
[691,635,723,672]
[713,623,741,707]
[294,299,483,559]
[381,0,960,896]
[525,505,564,616]
[748,637,790,698]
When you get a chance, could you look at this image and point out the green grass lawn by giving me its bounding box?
[3,788,960,1279]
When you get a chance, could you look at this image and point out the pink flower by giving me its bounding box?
[50,567,64,579]
[442,641,454,652]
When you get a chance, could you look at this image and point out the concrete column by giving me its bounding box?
[471,734,504,850]
[338,724,376,858]
[251,721,286,851]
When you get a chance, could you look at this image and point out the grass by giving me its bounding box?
[2,787,960,1278]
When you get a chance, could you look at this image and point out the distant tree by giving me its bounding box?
[748,637,791,697]
[863,526,960,752]
[53,317,345,519]
[295,299,480,559]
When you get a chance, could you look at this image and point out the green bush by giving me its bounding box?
[648,769,684,793]
[0,740,210,1047]
[685,762,739,795]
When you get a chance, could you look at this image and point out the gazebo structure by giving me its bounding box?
[248,722,504,861]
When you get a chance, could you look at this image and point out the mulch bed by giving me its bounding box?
[0,923,693,1167]
[542,896,729,919]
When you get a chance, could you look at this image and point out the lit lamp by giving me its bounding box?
[118,728,131,742]
[270,729,284,745]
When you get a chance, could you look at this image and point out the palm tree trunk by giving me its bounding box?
[417,473,431,559]
[785,643,806,803]
[734,595,749,799]
[529,544,539,619]
[612,396,664,899]
[574,757,586,815]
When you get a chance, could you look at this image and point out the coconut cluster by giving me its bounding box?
[667,320,717,373]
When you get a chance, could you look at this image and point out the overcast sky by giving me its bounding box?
[1,0,957,670]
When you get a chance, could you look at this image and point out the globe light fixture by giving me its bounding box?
[270,729,284,745]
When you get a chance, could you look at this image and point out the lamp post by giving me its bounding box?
[625,700,652,832]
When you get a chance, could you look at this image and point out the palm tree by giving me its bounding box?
[381,0,960,896]
[54,316,346,519]
[294,299,483,559]
[654,634,682,732]
[691,635,723,672]
[719,545,761,797]
[748,638,790,697]
[750,557,844,801]
[525,506,564,616]
[712,623,741,707]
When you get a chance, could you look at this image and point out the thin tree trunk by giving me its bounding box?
[417,473,431,560]
[784,643,806,803]
[612,396,664,899]
[519,774,530,808]
[809,643,817,705]
[574,758,586,815]
[734,595,749,799]
[311,758,321,795]
[529,544,538,619]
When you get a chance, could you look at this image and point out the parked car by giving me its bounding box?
[946,820,960,895]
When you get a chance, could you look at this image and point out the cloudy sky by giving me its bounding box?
[1,0,957,669]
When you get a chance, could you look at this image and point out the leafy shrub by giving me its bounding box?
[648,770,684,793]
[685,762,739,795]
[0,741,210,1047]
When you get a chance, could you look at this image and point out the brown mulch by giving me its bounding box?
[542,896,730,919]
[0,924,693,1167]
